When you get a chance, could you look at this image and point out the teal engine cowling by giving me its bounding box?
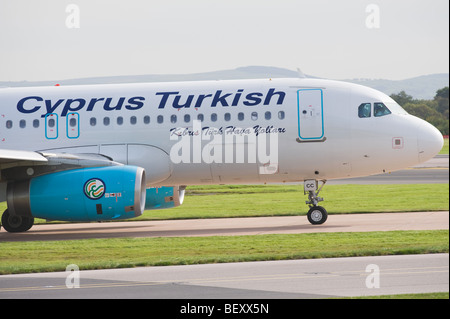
[7,166,146,221]
[145,186,186,210]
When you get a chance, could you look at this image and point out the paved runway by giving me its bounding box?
[0,254,448,299]
[1,211,448,242]
[329,155,448,184]
[329,167,448,184]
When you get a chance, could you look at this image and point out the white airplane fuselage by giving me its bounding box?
[0,78,444,230]
[1,78,442,184]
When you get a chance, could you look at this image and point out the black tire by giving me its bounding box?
[1,209,34,233]
[307,206,328,225]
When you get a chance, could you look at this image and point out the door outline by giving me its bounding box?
[45,113,58,139]
[66,112,80,139]
[296,89,325,141]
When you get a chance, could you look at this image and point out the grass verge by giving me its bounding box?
[345,292,449,299]
[0,230,447,275]
[1,184,448,223]
[138,183,450,220]
[439,138,449,154]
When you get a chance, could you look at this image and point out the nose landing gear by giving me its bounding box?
[304,180,328,225]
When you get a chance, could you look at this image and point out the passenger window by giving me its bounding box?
[70,117,78,127]
[224,113,231,121]
[197,114,204,122]
[265,111,271,120]
[170,115,177,124]
[374,103,392,117]
[103,117,110,126]
[143,116,150,124]
[33,119,40,128]
[6,120,12,129]
[90,117,97,126]
[251,112,258,121]
[184,114,190,123]
[211,113,217,122]
[157,115,163,124]
[238,112,244,121]
[20,120,26,128]
[278,111,285,120]
[358,103,371,118]
[130,116,137,125]
[117,116,123,125]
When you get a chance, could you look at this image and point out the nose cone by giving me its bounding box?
[418,120,444,163]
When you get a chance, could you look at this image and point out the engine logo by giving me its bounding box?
[84,178,105,200]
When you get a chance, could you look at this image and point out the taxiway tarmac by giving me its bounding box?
[329,154,448,184]
[0,254,448,299]
[0,211,448,242]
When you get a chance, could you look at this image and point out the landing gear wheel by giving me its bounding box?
[304,180,328,225]
[307,206,328,225]
[1,210,34,233]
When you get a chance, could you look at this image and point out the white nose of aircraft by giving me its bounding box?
[417,120,444,163]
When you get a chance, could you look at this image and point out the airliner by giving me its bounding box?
[0,78,444,232]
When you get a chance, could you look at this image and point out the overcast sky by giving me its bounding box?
[0,0,448,81]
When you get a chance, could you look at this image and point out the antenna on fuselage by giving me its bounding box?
[296,68,306,78]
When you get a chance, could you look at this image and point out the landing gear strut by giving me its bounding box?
[304,180,328,225]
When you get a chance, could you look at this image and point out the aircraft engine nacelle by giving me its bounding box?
[7,166,146,222]
[145,186,186,210]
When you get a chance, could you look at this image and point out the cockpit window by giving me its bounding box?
[374,102,392,117]
[358,103,371,118]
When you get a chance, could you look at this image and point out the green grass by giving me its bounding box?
[341,292,449,299]
[1,184,448,277]
[440,137,449,154]
[0,230,447,274]
[137,183,449,220]
[1,184,448,223]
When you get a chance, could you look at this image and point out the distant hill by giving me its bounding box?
[345,73,449,100]
[1,66,448,100]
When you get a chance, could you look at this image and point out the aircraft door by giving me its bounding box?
[44,112,81,140]
[66,112,80,139]
[45,113,58,139]
[297,89,325,142]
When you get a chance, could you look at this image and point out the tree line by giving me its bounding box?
[390,87,449,135]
